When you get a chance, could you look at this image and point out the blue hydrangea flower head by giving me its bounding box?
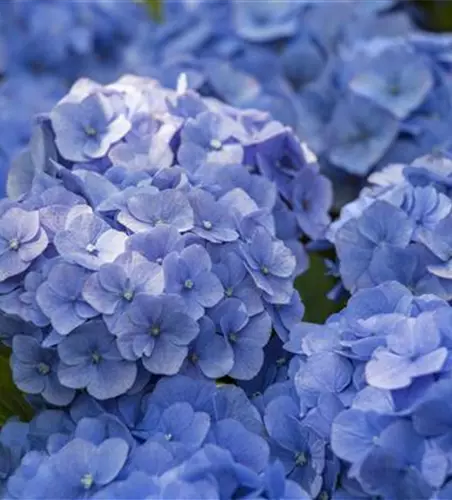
[0,74,328,415]
[330,152,452,297]
[280,281,452,498]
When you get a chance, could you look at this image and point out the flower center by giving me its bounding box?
[229,332,237,343]
[184,279,194,290]
[225,287,234,297]
[276,357,286,367]
[164,433,172,441]
[84,126,97,137]
[150,325,160,337]
[202,220,213,230]
[156,257,163,265]
[123,290,134,301]
[37,362,50,375]
[387,83,401,96]
[210,139,222,150]
[294,451,307,466]
[261,266,269,275]
[85,243,96,253]
[191,352,199,363]
[81,473,94,490]
[9,239,19,251]
[91,352,101,364]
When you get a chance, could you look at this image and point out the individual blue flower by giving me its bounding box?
[349,44,434,120]
[54,209,127,271]
[325,93,399,176]
[183,316,234,379]
[82,251,164,335]
[163,244,223,320]
[36,261,97,336]
[117,190,194,234]
[57,320,137,400]
[365,312,448,390]
[240,227,296,304]
[50,92,131,162]
[115,294,199,375]
[331,409,392,472]
[0,208,48,282]
[401,185,451,244]
[23,438,129,499]
[178,111,244,171]
[188,189,238,243]
[11,335,75,406]
[264,395,326,497]
[126,225,186,265]
[210,298,271,380]
[213,252,264,317]
[335,201,414,292]
[147,402,211,456]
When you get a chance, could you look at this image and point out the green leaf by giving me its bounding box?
[296,253,345,324]
[0,350,33,425]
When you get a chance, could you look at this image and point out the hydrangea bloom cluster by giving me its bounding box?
[328,152,452,298]
[300,34,452,182]
[1,74,331,405]
[0,0,155,197]
[136,0,418,191]
[281,281,452,498]
[0,375,308,499]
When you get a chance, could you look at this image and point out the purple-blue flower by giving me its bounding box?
[178,111,244,172]
[210,298,271,380]
[50,92,131,162]
[118,190,194,234]
[82,251,164,335]
[57,320,137,400]
[163,244,223,320]
[240,228,296,304]
[36,261,96,336]
[188,189,238,243]
[11,335,74,406]
[0,208,48,282]
[54,209,126,271]
[116,294,199,375]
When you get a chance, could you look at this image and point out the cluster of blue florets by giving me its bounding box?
[0,376,308,499]
[0,75,331,408]
[281,281,452,498]
[329,152,452,299]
